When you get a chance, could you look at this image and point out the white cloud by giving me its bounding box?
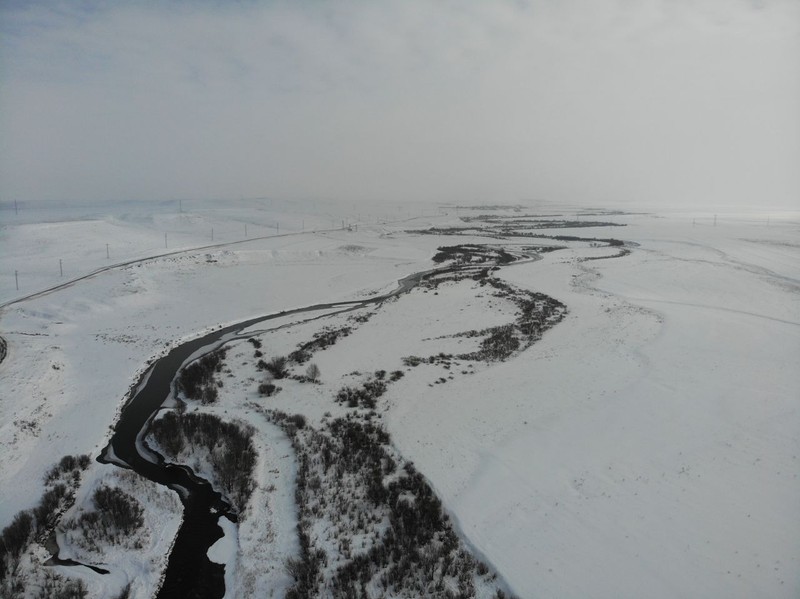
[1,0,798,208]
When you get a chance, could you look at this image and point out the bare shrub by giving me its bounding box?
[305,363,321,382]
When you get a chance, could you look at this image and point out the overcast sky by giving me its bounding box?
[1,0,798,209]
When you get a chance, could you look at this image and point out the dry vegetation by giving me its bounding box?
[269,410,516,599]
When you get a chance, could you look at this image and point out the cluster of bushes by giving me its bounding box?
[335,372,390,409]
[257,355,288,379]
[419,268,490,291]
[29,571,88,599]
[349,312,373,324]
[32,484,71,531]
[402,353,453,368]
[405,226,476,237]
[149,412,256,512]
[72,485,144,548]
[499,219,623,230]
[460,213,624,229]
[246,337,264,358]
[284,529,328,598]
[429,221,628,253]
[524,233,625,247]
[1,455,90,583]
[431,244,507,264]
[289,326,352,364]
[256,355,324,394]
[461,213,589,225]
[284,313,372,377]
[459,214,523,224]
[256,338,324,390]
[179,348,227,404]
[402,355,423,367]
[288,363,321,385]
[409,217,629,267]
[44,454,91,486]
[405,278,567,367]
[521,244,565,254]
[468,267,492,282]
[257,382,280,397]
[1,511,35,569]
[271,411,513,598]
[581,248,631,261]
[269,410,307,435]
[465,280,566,362]
[472,325,519,360]
[91,486,144,534]
[497,282,568,343]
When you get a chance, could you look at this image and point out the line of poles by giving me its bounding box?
[5,196,348,294]
[8,219,300,292]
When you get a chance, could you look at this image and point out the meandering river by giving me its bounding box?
[96,269,431,598]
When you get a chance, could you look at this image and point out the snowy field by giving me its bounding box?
[0,199,798,598]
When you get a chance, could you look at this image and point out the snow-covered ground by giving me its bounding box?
[55,466,183,599]
[1,200,798,597]
[388,213,800,598]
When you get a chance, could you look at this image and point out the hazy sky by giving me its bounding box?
[1,0,798,208]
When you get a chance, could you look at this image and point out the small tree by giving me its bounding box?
[306,363,320,382]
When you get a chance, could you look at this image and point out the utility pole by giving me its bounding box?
[211,228,214,241]
[276,223,279,234]
[106,244,110,259]
[14,200,18,215]
[59,259,63,277]
[165,233,168,248]
[179,199,182,213]
[244,224,247,238]
[15,270,18,291]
